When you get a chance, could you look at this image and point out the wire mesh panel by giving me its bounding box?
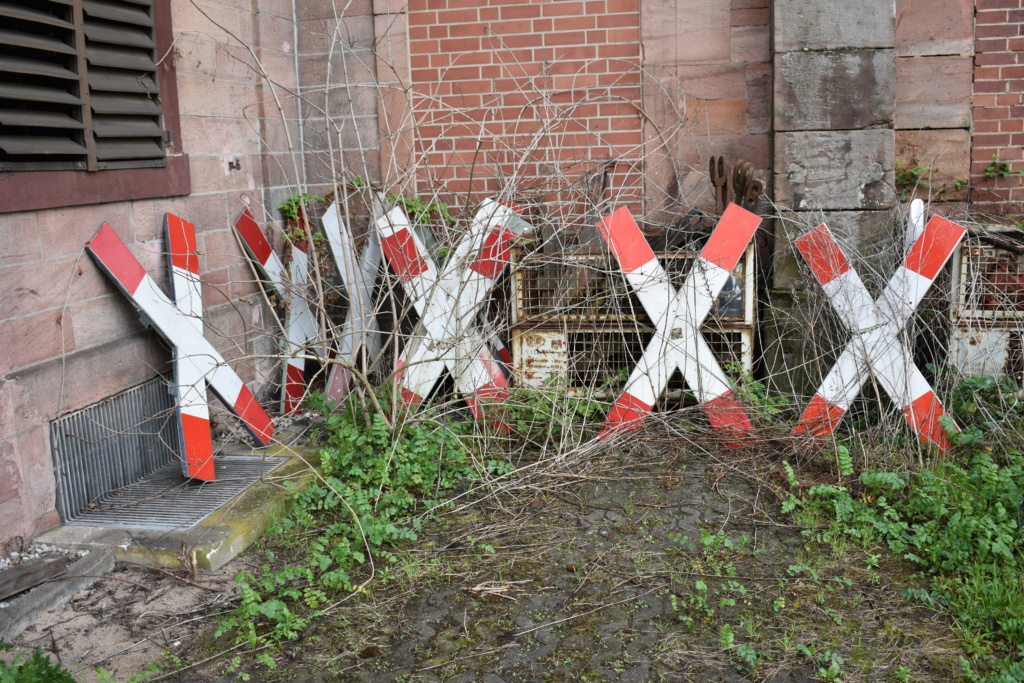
[509,242,756,396]
[950,234,1024,380]
[49,377,180,524]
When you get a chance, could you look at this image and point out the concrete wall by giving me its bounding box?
[0,0,302,549]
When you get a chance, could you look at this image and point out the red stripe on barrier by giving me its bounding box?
[701,204,761,272]
[481,353,508,387]
[904,390,954,450]
[283,362,305,414]
[795,224,850,286]
[792,394,846,438]
[233,385,273,445]
[88,223,147,295]
[497,345,513,365]
[181,413,215,481]
[166,214,199,274]
[596,207,656,274]
[400,387,423,407]
[395,359,406,381]
[466,384,511,433]
[469,227,515,279]
[597,391,653,439]
[234,209,274,266]
[704,391,754,445]
[380,229,428,282]
[903,216,966,281]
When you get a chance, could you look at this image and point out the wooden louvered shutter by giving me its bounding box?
[0,1,88,169]
[0,0,166,171]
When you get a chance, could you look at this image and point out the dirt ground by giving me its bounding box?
[11,441,964,682]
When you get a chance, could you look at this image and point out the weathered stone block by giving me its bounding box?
[774,50,895,131]
[0,213,42,267]
[896,0,974,57]
[0,310,76,374]
[774,129,896,210]
[731,25,771,64]
[894,56,972,129]
[895,129,972,201]
[0,440,22,505]
[775,0,896,51]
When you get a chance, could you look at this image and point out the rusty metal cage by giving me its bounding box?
[949,232,1024,381]
[509,240,756,398]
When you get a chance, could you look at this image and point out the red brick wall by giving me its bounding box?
[406,0,643,218]
[973,0,1024,210]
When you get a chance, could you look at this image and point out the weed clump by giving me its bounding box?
[788,375,1024,681]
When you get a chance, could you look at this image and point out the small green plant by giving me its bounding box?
[387,193,455,226]
[984,154,1024,180]
[895,163,929,200]
[728,364,788,426]
[277,192,326,222]
[277,192,327,242]
[0,640,76,683]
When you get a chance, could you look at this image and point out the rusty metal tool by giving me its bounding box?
[709,156,730,214]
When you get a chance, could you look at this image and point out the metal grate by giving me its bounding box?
[512,250,748,324]
[65,455,289,530]
[50,377,181,524]
[957,245,1024,319]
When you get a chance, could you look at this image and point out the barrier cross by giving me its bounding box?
[233,209,321,414]
[87,224,274,452]
[793,215,966,448]
[319,199,383,400]
[165,214,216,480]
[596,204,761,442]
[377,199,529,421]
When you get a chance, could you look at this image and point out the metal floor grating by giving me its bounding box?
[66,455,290,530]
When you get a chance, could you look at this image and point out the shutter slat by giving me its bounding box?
[0,3,74,29]
[0,28,76,55]
[0,135,87,155]
[94,137,162,160]
[0,82,81,105]
[86,44,155,71]
[90,92,160,115]
[0,56,78,80]
[88,67,156,93]
[0,108,83,129]
[82,0,153,27]
[84,21,152,48]
[92,115,160,137]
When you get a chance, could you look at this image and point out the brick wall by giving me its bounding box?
[972,0,1024,210]
[404,0,644,219]
[0,0,298,549]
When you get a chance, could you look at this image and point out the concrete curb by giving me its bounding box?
[0,548,115,642]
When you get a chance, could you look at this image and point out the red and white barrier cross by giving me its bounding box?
[234,209,321,414]
[377,198,530,421]
[320,198,383,401]
[596,204,761,442]
[793,215,966,448]
[88,224,274,455]
[165,214,216,480]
